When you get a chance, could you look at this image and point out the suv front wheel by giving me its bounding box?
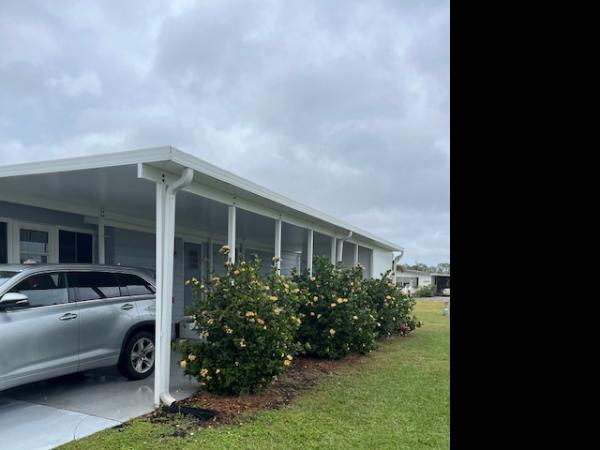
[118,331,155,380]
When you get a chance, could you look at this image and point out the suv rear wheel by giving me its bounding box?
[118,331,155,380]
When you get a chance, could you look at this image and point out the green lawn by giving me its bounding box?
[61,300,449,450]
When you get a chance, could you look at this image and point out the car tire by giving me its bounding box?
[118,331,155,380]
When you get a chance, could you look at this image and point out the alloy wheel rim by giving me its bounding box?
[130,337,155,374]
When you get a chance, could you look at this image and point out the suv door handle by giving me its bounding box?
[121,304,134,310]
[59,313,78,321]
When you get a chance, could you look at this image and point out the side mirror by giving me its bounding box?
[0,293,30,310]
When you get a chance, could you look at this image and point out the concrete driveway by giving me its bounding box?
[0,352,199,450]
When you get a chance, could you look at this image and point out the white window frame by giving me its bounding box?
[0,219,96,264]
[16,222,56,264]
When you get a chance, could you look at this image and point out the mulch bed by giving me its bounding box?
[147,353,370,430]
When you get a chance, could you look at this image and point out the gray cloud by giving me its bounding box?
[0,0,449,265]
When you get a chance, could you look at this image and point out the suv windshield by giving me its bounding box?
[0,271,18,286]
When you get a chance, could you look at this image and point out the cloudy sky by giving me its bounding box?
[0,0,449,265]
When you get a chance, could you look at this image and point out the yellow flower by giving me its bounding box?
[257,318,265,325]
[352,315,358,321]
[329,328,336,336]
[224,326,233,334]
[283,360,291,366]
[330,303,337,308]
[292,288,300,293]
[245,311,256,318]
[286,354,293,361]
[215,368,221,374]
[219,245,230,254]
[310,312,315,316]
[274,307,283,316]
[234,270,240,275]
[180,360,187,368]
[188,353,196,361]
[269,295,278,302]
[317,314,322,319]
[212,276,220,284]
[336,297,344,304]
[309,276,316,282]
[313,296,318,301]
[207,319,214,325]
[200,368,208,377]
[239,339,246,348]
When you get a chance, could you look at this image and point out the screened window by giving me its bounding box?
[118,273,155,296]
[68,272,121,301]
[11,272,68,307]
[20,229,49,263]
[0,222,7,264]
[59,230,93,263]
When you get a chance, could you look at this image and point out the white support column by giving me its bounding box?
[330,237,336,264]
[98,208,105,264]
[306,229,314,275]
[154,167,193,408]
[157,189,177,406]
[274,218,282,273]
[353,243,359,267]
[154,183,167,407]
[336,238,344,263]
[227,205,236,264]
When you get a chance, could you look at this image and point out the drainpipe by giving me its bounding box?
[391,249,404,283]
[336,230,353,262]
[156,167,194,407]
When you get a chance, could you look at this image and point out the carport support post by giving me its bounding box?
[154,167,193,408]
[330,237,336,264]
[306,229,314,275]
[337,238,344,263]
[154,183,167,407]
[228,206,236,264]
[353,243,359,267]
[274,218,282,273]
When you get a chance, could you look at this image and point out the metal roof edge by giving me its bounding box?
[0,145,403,251]
[0,146,173,178]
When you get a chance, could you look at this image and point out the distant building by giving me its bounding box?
[395,267,450,296]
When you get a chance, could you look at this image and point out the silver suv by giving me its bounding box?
[0,264,157,391]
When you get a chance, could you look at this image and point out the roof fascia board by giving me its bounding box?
[0,145,401,251]
[0,146,172,178]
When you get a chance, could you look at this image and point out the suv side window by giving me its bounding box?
[118,273,156,296]
[68,272,121,301]
[11,272,69,307]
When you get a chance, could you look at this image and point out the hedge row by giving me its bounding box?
[176,249,420,395]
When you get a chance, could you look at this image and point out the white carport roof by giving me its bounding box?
[0,146,402,251]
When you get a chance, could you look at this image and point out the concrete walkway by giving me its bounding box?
[0,352,198,450]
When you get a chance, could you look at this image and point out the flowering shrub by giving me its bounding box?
[176,247,302,395]
[363,271,421,338]
[415,284,436,297]
[292,257,378,360]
